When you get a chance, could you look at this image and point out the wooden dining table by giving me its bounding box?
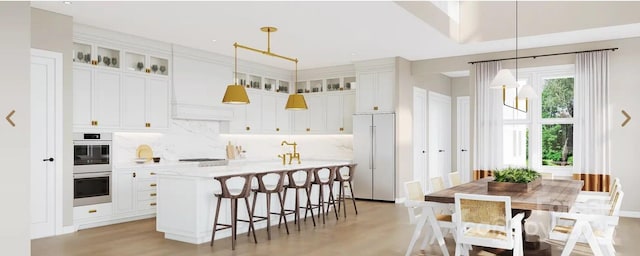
[424,177,584,256]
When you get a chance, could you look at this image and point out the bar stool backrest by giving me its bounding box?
[254,170,287,193]
[335,164,357,182]
[214,173,255,199]
[286,168,314,188]
[313,166,337,185]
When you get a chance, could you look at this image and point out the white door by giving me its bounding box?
[413,87,428,192]
[31,50,62,239]
[245,90,262,132]
[275,95,290,133]
[341,92,355,133]
[428,92,451,189]
[456,96,471,183]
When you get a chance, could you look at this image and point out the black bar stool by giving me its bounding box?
[334,164,358,218]
[210,173,257,250]
[249,170,289,240]
[278,168,316,231]
[305,166,339,224]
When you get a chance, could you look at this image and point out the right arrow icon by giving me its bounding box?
[622,110,631,127]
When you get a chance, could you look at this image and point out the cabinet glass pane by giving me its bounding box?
[149,56,169,75]
[326,78,340,91]
[310,80,323,93]
[278,80,289,93]
[125,52,146,73]
[344,76,356,90]
[73,42,92,64]
[264,78,276,92]
[97,47,120,69]
[236,73,247,86]
[296,81,307,93]
[249,75,262,89]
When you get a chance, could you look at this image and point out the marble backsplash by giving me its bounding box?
[113,119,353,165]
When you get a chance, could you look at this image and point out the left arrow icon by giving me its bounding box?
[6,110,15,127]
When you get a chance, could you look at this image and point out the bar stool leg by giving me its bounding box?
[305,187,316,227]
[249,191,258,237]
[210,196,222,246]
[277,192,289,234]
[266,192,272,240]
[295,188,301,230]
[348,181,358,215]
[340,180,347,218]
[279,188,288,228]
[231,198,237,250]
[244,197,257,243]
[319,184,326,224]
[328,183,339,220]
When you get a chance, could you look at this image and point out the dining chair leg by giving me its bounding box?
[405,212,427,256]
[348,181,358,214]
[210,196,222,246]
[277,192,289,234]
[230,198,237,250]
[244,197,257,244]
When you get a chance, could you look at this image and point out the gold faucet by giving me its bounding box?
[280,140,301,165]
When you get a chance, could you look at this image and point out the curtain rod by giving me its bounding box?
[468,47,618,64]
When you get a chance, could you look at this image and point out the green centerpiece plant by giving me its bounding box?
[488,167,542,192]
[493,167,541,183]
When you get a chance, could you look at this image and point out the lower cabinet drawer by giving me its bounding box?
[138,190,158,201]
[137,200,157,211]
[137,179,158,190]
[74,203,113,220]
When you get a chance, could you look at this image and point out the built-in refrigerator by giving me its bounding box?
[352,113,396,201]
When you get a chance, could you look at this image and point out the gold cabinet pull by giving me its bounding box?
[306,128,310,132]
[150,183,157,187]
[145,122,151,128]
[276,128,280,132]
[88,209,97,213]
[150,172,156,175]
[373,106,379,111]
[94,120,98,126]
[339,127,344,132]
[245,126,250,131]
[145,68,151,73]
[150,202,157,206]
[150,193,157,197]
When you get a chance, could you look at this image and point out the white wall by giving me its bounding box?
[396,57,414,198]
[0,2,31,254]
[412,37,640,213]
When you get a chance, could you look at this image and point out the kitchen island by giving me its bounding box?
[155,160,351,244]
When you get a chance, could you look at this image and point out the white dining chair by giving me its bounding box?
[548,190,624,256]
[431,176,446,192]
[452,193,524,256]
[449,172,461,187]
[404,180,455,256]
[575,178,620,204]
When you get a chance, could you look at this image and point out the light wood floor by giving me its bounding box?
[32,201,640,256]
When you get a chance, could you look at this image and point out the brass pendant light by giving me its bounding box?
[222,26,307,110]
[222,44,250,104]
[285,61,308,110]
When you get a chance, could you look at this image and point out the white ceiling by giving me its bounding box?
[31,1,640,70]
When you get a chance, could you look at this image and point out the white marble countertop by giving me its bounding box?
[155,159,352,178]
[114,161,200,170]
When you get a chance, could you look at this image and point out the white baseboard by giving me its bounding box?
[76,213,156,230]
[60,225,77,235]
[395,197,406,204]
[620,211,640,218]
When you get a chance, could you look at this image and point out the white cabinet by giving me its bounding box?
[114,168,157,215]
[261,94,277,132]
[73,65,121,129]
[326,92,355,133]
[275,95,291,133]
[292,94,327,133]
[356,70,395,113]
[226,90,293,134]
[122,74,169,129]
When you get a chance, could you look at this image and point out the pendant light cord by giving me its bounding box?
[234,43,238,84]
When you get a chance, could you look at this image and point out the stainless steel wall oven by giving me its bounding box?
[73,133,112,206]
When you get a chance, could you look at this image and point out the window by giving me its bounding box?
[502,65,576,176]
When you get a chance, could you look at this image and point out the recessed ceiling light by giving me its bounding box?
[351,53,357,56]
[211,39,217,43]
[63,1,72,4]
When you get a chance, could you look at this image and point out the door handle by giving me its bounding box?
[42,157,54,162]
[422,150,426,153]
[438,150,445,152]
[461,149,468,152]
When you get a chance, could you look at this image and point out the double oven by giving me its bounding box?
[73,133,112,207]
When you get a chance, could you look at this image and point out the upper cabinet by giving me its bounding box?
[73,65,121,129]
[355,60,396,114]
[72,36,171,131]
[326,91,356,133]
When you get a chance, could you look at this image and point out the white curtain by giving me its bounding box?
[473,61,504,173]
[574,51,610,190]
